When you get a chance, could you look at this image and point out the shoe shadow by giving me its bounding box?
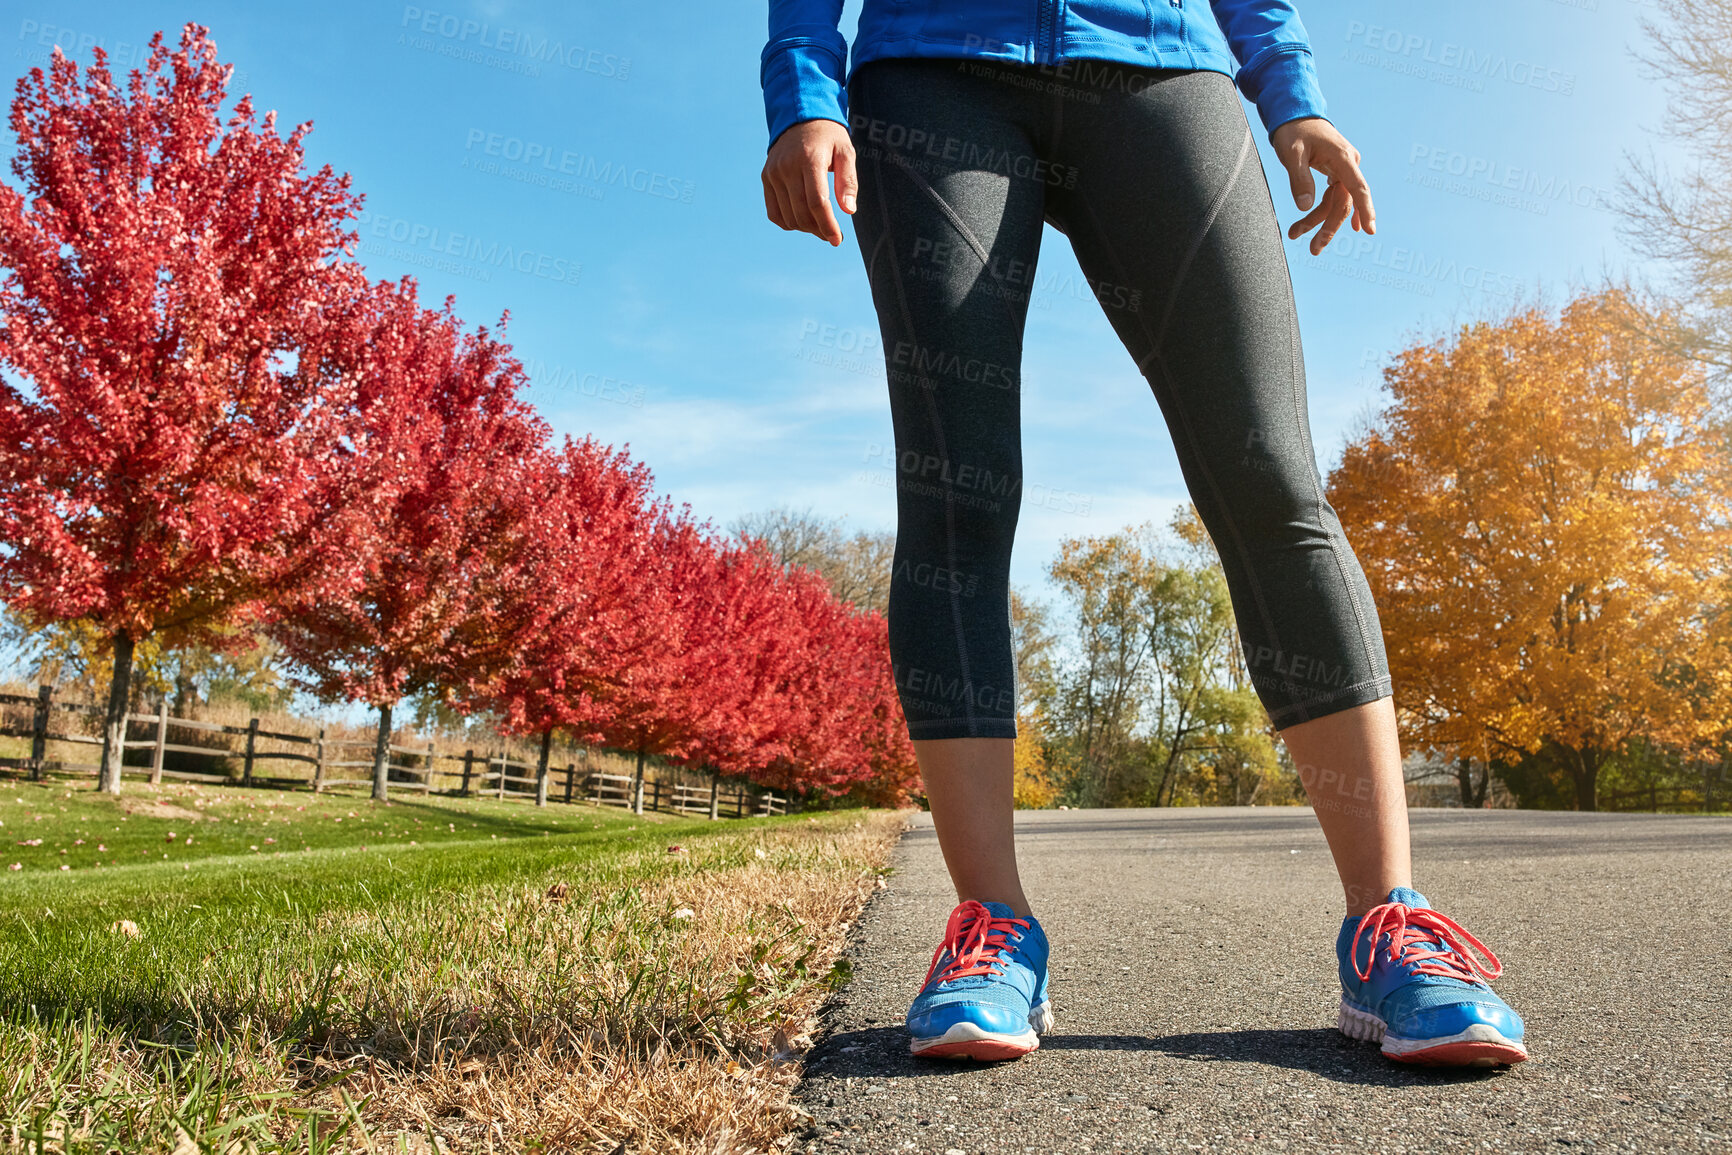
[1046,1028,1510,1085]
[804,1026,1509,1086]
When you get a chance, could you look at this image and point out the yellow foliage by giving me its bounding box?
[1012,725,1059,809]
[1327,290,1732,781]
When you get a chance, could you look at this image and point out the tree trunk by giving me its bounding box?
[534,726,552,808]
[371,700,394,803]
[98,632,136,795]
[1571,746,1600,812]
[1455,757,1490,808]
[172,667,198,717]
[633,743,646,816]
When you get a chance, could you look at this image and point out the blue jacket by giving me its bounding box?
[762,0,1328,146]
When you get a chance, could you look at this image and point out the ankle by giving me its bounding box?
[1343,878,1412,917]
[956,892,1034,919]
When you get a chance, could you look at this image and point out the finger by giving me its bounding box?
[1345,166,1376,236]
[1319,146,1375,236]
[1287,201,1329,241]
[762,174,787,230]
[834,143,859,217]
[1282,139,1316,212]
[769,174,801,233]
[802,159,842,246]
[782,172,821,237]
[1310,184,1352,255]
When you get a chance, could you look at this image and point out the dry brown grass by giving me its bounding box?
[337,816,905,1152]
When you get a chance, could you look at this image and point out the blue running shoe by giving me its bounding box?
[1337,886,1528,1067]
[907,899,1053,1060]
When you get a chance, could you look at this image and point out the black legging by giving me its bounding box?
[848,57,1393,740]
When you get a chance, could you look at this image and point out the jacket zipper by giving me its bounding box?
[1036,0,1058,64]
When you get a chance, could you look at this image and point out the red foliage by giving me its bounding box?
[659,538,811,776]
[264,277,548,711]
[648,534,919,801]
[449,453,920,803]
[0,22,918,803]
[758,575,918,800]
[0,24,377,648]
[452,436,685,749]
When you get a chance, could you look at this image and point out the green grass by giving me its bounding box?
[2,777,626,875]
[0,777,899,1153]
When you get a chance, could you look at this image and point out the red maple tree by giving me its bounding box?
[0,25,381,792]
[652,537,805,786]
[757,574,910,797]
[659,536,919,803]
[450,436,686,805]
[266,277,548,801]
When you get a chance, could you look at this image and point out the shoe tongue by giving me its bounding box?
[1386,886,1430,909]
[976,901,1017,919]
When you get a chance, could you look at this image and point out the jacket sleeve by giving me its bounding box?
[761,0,850,148]
[1206,0,1329,136]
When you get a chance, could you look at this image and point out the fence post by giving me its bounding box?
[29,684,51,781]
[497,753,506,800]
[709,772,720,821]
[564,762,576,804]
[242,717,259,787]
[426,740,436,792]
[460,749,474,796]
[149,698,168,785]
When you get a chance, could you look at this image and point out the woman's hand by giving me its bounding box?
[1271,117,1375,256]
[762,119,858,247]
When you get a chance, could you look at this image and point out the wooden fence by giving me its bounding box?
[0,686,789,819]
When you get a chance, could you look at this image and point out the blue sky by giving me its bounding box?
[6,0,1677,604]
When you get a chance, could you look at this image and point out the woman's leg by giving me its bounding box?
[914,737,1030,915]
[848,59,1056,1059]
[848,60,1048,907]
[1043,65,1404,890]
[1280,697,1412,915]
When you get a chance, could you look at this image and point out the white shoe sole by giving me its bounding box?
[909,1000,1053,1058]
[1338,997,1528,1066]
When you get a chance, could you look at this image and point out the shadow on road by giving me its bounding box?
[807,1025,1514,1087]
[1062,1028,1509,1086]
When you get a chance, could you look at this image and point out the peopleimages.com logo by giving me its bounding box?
[15,19,148,67]
[461,130,695,204]
[1341,20,1576,96]
[398,7,630,79]
[351,210,582,288]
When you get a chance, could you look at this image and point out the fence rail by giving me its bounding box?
[0,685,798,821]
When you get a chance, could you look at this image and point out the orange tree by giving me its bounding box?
[1328,289,1732,810]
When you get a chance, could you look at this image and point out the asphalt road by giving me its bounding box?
[792,808,1732,1153]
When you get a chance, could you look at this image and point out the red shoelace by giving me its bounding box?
[1351,901,1505,984]
[922,900,1030,987]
